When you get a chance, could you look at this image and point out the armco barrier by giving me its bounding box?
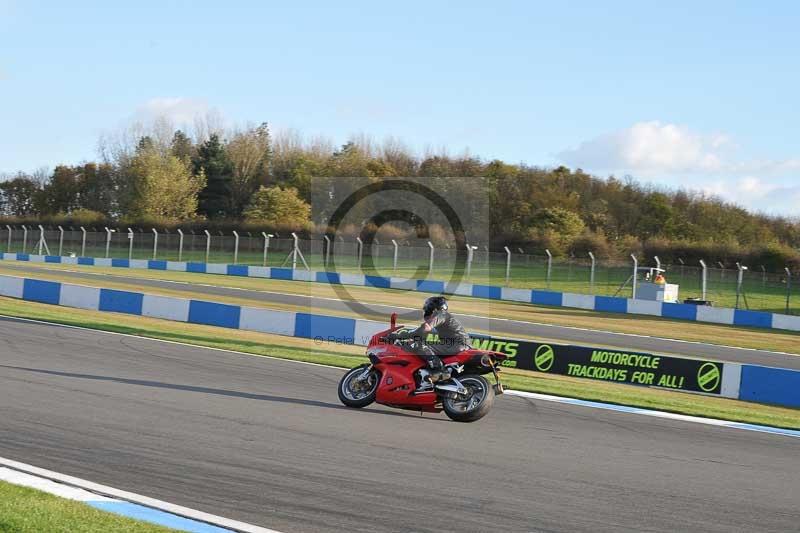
[3,252,799,333]
[2,273,798,409]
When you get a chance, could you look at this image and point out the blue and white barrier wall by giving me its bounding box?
[2,252,800,334]
[1,272,798,409]
[0,273,387,346]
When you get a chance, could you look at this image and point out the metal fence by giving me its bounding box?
[1,224,797,315]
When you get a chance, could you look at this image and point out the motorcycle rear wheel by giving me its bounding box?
[442,374,494,422]
[338,364,380,408]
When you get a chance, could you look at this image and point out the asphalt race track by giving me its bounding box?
[1,262,799,369]
[0,317,798,532]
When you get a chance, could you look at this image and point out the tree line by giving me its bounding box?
[1,120,798,270]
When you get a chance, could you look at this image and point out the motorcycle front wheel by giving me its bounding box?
[442,374,494,422]
[338,364,380,408]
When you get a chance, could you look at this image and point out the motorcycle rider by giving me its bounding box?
[387,296,470,391]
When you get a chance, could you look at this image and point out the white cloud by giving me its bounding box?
[558,121,800,178]
[134,97,211,125]
[558,121,732,175]
[701,177,800,215]
[557,121,800,215]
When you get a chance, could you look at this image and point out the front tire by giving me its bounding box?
[442,374,494,422]
[338,364,380,408]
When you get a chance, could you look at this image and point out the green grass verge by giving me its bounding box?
[0,480,177,533]
[1,296,798,430]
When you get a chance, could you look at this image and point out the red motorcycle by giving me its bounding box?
[338,314,507,422]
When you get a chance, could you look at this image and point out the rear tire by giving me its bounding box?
[338,364,380,408]
[442,374,494,422]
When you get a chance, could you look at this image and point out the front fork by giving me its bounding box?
[356,364,374,382]
[491,364,504,395]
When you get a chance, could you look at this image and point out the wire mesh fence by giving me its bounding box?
[0,225,797,315]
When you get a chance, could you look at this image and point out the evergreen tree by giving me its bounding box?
[194,134,234,218]
[170,130,194,162]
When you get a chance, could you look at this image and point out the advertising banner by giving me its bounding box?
[468,334,723,394]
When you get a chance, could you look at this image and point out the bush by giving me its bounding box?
[746,243,800,272]
[614,235,643,258]
[569,230,612,259]
[243,186,311,228]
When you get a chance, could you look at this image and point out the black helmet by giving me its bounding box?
[423,296,448,318]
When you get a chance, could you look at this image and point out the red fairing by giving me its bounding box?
[365,325,501,413]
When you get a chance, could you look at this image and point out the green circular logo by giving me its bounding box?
[534,344,555,372]
[697,363,721,392]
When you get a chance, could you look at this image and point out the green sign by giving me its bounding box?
[697,362,721,392]
[534,344,555,372]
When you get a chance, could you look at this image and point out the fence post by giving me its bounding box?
[323,235,331,268]
[291,232,299,270]
[735,262,747,309]
[760,265,766,287]
[631,254,638,299]
[785,267,792,314]
[677,257,685,280]
[356,237,363,270]
[151,228,158,259]
[465,243,473,279]
[588,251,596,294]
[654,255,661,271]
[177,229,184,262]
[35,225,42,255]
[262,232,272,266]
[392,239,399,273]
[5,225,11,252]
[58,226,64,256]
[127,228,134,260]
[232,231,239,264]
[545,249,552,289]
[80,227,86,256]
[104,227,112,258]
[504,246,511,286]
[374,237,380,259]
[427,241,435,275]
[699,260,707,301]
[204,230,211,263]
[717,261,725,281]
[22,225,28,253]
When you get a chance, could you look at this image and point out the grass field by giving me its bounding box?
[0,480,176,533]
[4,232,797,314]
[1,296,798,429]
[4,260,800,356]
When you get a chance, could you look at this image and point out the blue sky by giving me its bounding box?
[1,1,799,215]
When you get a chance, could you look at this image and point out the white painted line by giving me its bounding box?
[0,467,115,502]
[0,312,797,441]
[505,390,800,439]
[0,456,282,533]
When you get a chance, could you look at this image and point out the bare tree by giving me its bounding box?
[226,122,272,215]
[192,109,226,144]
